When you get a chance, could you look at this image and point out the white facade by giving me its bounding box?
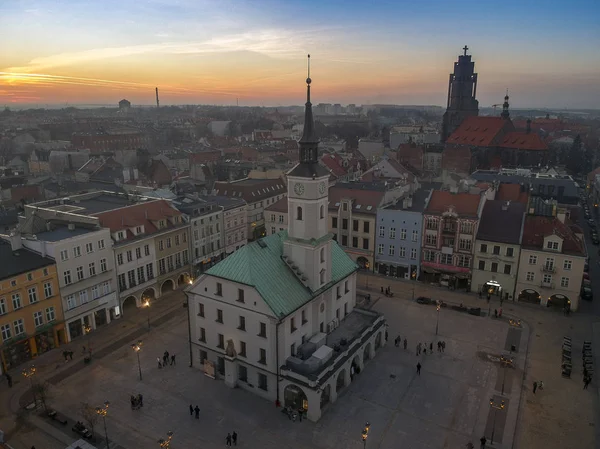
[515,234,586,311]
[285,174,332,291]
[22,227,118,342]
[190,208,224,271]
[223,204,247,255]
[114,237,158,307]
[471,240,521,300]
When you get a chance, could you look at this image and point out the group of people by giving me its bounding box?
[189,404,201,418]
[225,431,238,446]
[157,350,176,368]
[415,341,446,356]
[381,286,394,297]
[130,394,144,409]
[62,350,74,361]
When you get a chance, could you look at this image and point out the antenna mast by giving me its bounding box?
[155,87,160,108]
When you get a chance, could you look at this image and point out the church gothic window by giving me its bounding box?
[297,206,303,221]
[320,205,324,219]
[320,248,325,263]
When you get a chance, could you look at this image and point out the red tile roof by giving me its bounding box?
[328,185,386,215]
[94,200,182,240]
[425,190,482,217]
[521,215,586,256]
[265,197,289,213]
[496,183,529,204]
[320,154,347,177]
[213,178,286,203]
[497,131,548,151]
[446,116,510,147]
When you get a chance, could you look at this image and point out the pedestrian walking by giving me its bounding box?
[68,351,73,360]
[226,433,232,446]
[381,286,384,293]
[441,341,446,352]
[584,378,591,389]
[189,404,194,415]
[232,431,238,446]
[415,344,419,356]
[480,436,487,449]
[533,381,538,394]
[171,354,176,365]
[194,405,200,419]
[403,338,407,350]
[429,342,433,352]
[395,336,400,347]
[139,394,144,407]
[416,362,421,375]
[5,373,12,388]
[157,357,162,369]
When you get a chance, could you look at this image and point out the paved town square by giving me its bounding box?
[35,295,523,449]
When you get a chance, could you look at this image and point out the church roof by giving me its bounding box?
[497,131,548,151]
[205,230,357,318]
[446,116,510,147]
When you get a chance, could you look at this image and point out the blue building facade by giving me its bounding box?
[374,184,438,280]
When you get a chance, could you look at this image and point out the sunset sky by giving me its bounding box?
[1,0,599,108]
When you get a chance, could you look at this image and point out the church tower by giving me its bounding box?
[283,55,333,291]
[441,46,480,142]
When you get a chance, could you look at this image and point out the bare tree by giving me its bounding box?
[32,382,52,413]
[80,402,98,438]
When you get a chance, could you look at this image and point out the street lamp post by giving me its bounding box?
[489,398,505,445]
[21,365,37,407]
[361,422,370,449]
[144,299,151,330]
[435,301,441,335]
[158,430,174,448]
[95,401,110,449]
[84,324,92,358]
[131,340,143,381]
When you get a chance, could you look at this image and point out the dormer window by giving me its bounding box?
[135,226,143,234]
[546,240,560,251]
[117,231,125,240]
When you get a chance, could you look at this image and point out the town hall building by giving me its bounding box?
[186,57,387,422]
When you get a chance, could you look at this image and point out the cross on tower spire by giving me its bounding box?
[463,45,469,56]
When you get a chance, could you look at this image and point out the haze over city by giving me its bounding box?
[1,0,600,108]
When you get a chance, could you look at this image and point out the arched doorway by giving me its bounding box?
[122,296,137,310]
[161,279,174,294]
[351,355,361,380]
[336,369,346,392]
[141,288,155,304]
[320,384,331,408]
[363,343,371,362]
[374,332,382,350]
[484,280,502,297]
[518,289,541,304]
[177,272,191,287]
[549,294,570,309]
[357,257,369,269]
[284,385,308,412]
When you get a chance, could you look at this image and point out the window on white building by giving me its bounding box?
[89,262,96,277]
[528,255,537,264]
[399,246,406,258]
[389,228,396,239]
[410,248,417,260]
[66,295,76,310]
[100,259,107,272]
[526,271,535,281]
[60,249,69,261]
[400,229,407,240]
[563,260,572,270]
[79,290,89,304]
[73,246,81,257]
[388,245,395,256]
[412,230,418,242]
[560,277,569,288]
[76,266,84,281]
[85,242,93,254]
[543,274,553,284]
[98,239,105,250]
[64,270,72,285]
[377,244,384,255]
[378,226,385,237]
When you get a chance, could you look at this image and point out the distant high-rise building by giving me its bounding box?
[441,46,479,142]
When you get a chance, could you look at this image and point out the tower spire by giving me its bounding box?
[299,54,318,152]
[501,89,510,119]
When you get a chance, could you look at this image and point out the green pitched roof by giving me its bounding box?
[206,230,358,318]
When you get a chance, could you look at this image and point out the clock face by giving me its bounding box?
[318,182,326,194]
[294,183,305,195]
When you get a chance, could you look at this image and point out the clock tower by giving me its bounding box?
[284,55,333,291]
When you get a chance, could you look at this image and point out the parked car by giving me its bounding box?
[581,285,593,301]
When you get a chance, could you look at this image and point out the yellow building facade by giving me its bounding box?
[0,241,65,373]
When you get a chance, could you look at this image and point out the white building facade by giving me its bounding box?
[23,225,118,342]
[187,74,386,422]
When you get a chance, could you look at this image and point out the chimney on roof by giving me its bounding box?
[526,119,531,134]
[556,207,566,224]
[8,232,22,251]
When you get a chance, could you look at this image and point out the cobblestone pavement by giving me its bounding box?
[0,288,187,449]
[1,275,596,449]
[10,289,523,449]
[357,272,597,449]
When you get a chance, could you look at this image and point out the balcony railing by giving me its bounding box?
[540,281,555,289]
[541,265,556,273]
